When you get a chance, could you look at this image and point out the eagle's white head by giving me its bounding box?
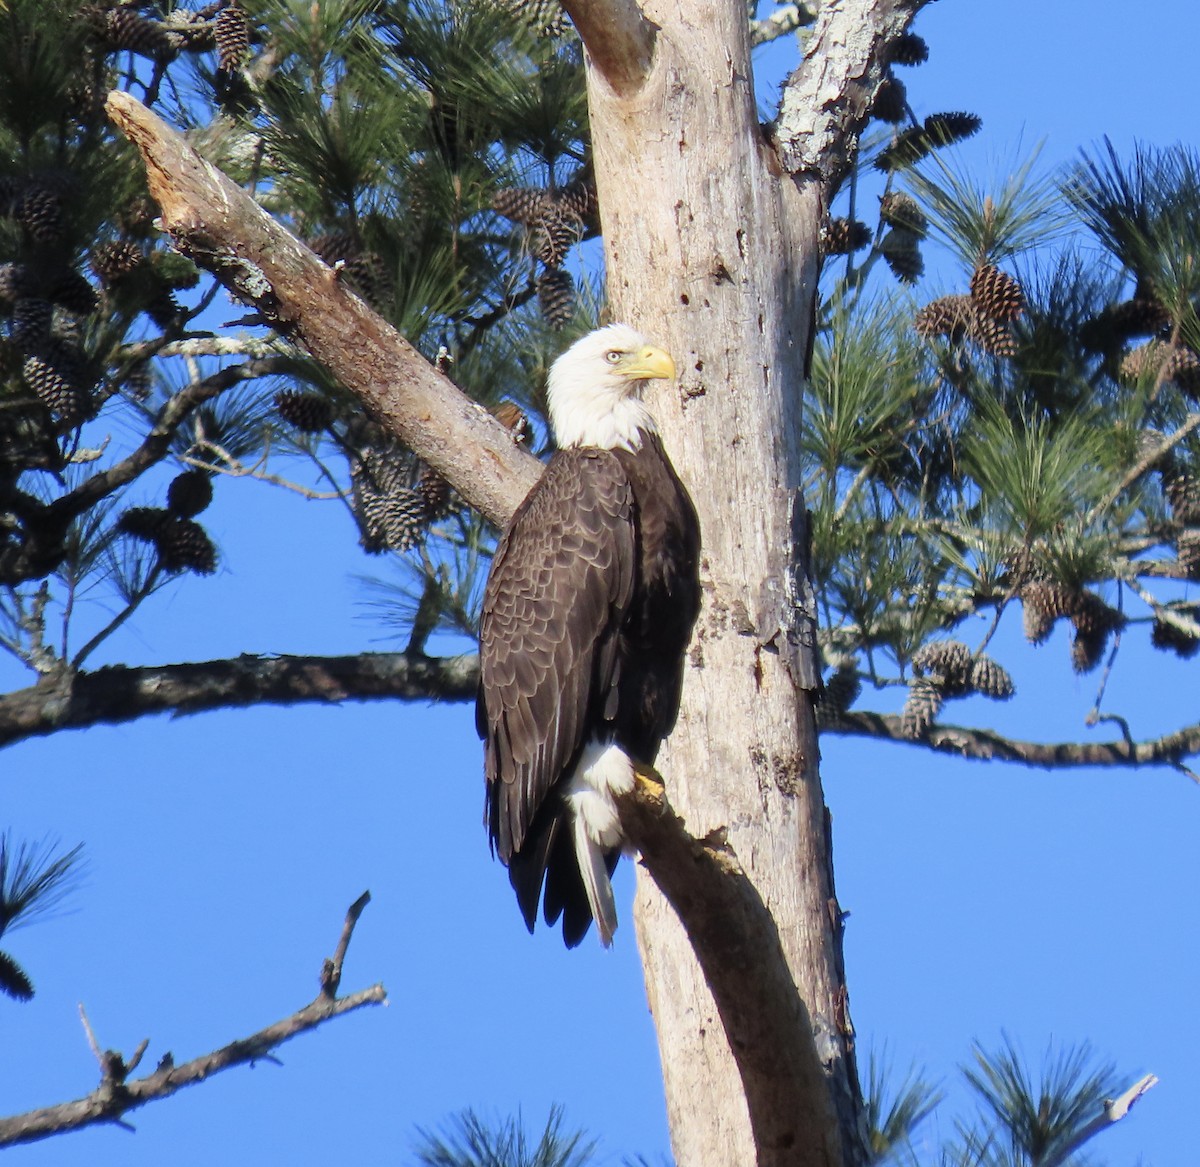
[546,323,676,452]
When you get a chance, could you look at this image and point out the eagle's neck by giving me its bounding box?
[551,393,658,453]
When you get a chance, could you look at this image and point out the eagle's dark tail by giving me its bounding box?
[507,798,618,948]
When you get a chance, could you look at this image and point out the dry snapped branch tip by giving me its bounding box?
[321,890,371,999]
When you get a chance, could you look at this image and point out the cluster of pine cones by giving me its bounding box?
[0,193,101,427]
[274,389,529,555]
[117,469,218,575]
[914,263,1025,357]
[492,178,598,329]
[899,639,1013,739]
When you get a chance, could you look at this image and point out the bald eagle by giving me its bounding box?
[477,324,701,947]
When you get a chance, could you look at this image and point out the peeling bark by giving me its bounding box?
[772,0,915,190]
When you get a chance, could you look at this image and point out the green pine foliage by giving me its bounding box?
[812,136,1200,735]
[413,1106,598,1167]
[0,0,598,675]
[864,1038,1138,1167]
[0,832,85,1001]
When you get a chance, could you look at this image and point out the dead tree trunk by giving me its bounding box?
[568,0,913,1162]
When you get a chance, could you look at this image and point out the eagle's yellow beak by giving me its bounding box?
[622,344,676,383]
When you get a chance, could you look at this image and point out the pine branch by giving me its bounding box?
[826,709,1200,771]
[0,652,480,752]
[0,896,386,1148]
[105,91,541,531]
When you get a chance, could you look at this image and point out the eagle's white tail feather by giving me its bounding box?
[573,811,617,947]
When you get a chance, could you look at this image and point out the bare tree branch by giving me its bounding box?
[0,651,479,752]
[824,709,1200,770]
[771,0,914,192]
[559,0,658,95]
[0,896,386,1148]
[105,90,541,531]
[619,774,843,1165]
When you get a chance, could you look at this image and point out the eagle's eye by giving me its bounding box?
[604,350,623,365]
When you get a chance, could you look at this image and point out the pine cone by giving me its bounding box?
[901,677,943,739]
[1151,616,1200,659]
[145,286,183,329]
[1070,626,1108,674]
[158,517,217,575]
[969,263,1024,322]
[100,7,175,59]
[923,111,982,145]
[887,32,929,66]
[880,228,923,283]
[1020,580,1079,644]
[494,0,570,37]
[1121,340,1200,395]
[870,75,907,124]
[970,656,1014,699]
[15,186,66,242]
[118,506,176,543]
[875,126,935,171]
[969,311,1017,358]
[1164,473,1200,525]
[533,201,581,267]
[22,345,94,425]
[0,263,37,303]
[1176,529,1200,581]
[879,192,927,237]
[214,3,251,72]
[44,268,99,316]
[416,464,454,520]
[167,469,214,518]
[558,179,598,225]
[824,218,871,255]
[537,268,575,330]
[9,299,54,351]
[351,446,428,553]
[275,389,334,433]
[821,663,862,716]
[912,639,973,695]
[1071,590,1120,639]
[91,240,146,285]
[1098,297,1170,345]
[914,295,973,342]
[309,231,358,265]
[492,187,546,225]
[341,252,391,305]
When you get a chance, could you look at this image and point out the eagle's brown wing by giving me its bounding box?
[478,447,636,869]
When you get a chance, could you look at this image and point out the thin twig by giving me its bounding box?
[72,564,163,670]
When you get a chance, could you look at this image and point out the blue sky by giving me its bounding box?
[3,2,1198,1164]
